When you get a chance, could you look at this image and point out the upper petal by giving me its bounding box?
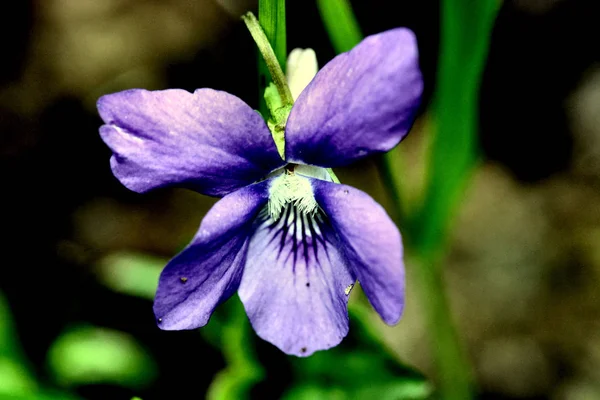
[98,88,284,197]
[238,204,356,357]
[286,48,318,101]
[285,28,423,167]
[312,180,405,325]
[153,180,269,330]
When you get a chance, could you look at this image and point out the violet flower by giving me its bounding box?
[97,28,423,356]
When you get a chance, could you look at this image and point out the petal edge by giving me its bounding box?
[153,180,270,330]
[239,204,356,356]
[313,180,405,325]
[286,28,423,167]
[98,88,283,197]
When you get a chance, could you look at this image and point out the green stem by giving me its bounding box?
[243,11,293,109]
[258,0,287,69]
[410,0,499,398]
[316,0,362,53]
[206,299,264,400]
[375,150,407,226]
[255,0,288,117]
[413,254,473,400]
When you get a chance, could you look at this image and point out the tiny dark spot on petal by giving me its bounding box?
[306,282,310,287]
[301,347,307,353]
[343,189,349,194]
[180,277,188,283]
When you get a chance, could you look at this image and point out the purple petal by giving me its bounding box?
[286,28,423,167]
[312,180,405,325]
[238,205,356,356]
[153,180,269,330]
[98,88,283,197]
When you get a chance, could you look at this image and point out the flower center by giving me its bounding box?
[267,164,331,220]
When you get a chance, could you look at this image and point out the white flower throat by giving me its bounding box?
[267,165,332,220]
[266,46,324,222]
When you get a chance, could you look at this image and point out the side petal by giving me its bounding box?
[286,28,423,167]
[238,205,356,357]
[312,180,405,325]
[153,180,269,330]
[98,88,284,197]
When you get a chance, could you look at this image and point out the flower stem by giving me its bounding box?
[410,0,500,397]
[242,11,293,109]
[257,0,287,117]
[375,150,407,225]
[316,0,363,53]
[258,0,287,70]
[412,253,473,400]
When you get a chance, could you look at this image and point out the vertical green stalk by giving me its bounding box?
[413,0,499,257]
[316,0,362,53]
[258,0,287,116]
[411,256,472,400]
[411,0,499,399]
[376,150,408,225]
[243,12,293,109]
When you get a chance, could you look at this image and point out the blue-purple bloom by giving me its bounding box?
[97,28,423,356]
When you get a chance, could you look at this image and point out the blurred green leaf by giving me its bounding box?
[205,298,264,400]
[0,293,81,400]
[0,293,25,360]
[290,348,429,390]
[0,391,80,400]
[0,357,37,395]
[0,293,15,354]
[96,251,165,300]
[284,381,431,400]
[283,385,346,400]
[97,252,265,398]
[355,381,433,400]
[0,293,37,396]
[47,326,157,388]
[285,353,431,400]
[285,305,432,400]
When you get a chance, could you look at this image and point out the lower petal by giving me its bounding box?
[238,205,355,357]
[312,180,405,325]
[153,181,269,330]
